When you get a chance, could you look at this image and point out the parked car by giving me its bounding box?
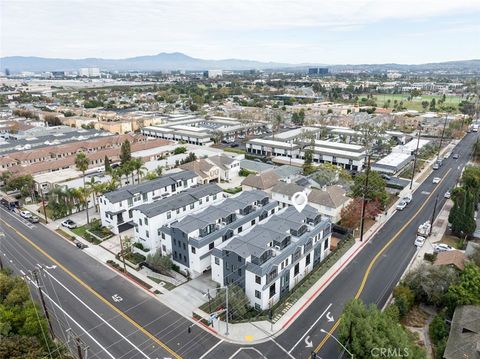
[402,194,412,204]
[61,219,77,229]
[396,201,407,211]
[432,177,441,184]
[432,163,439,170]
[381,174,391,181]
[230,143,239,148]
[453,153,459,159]
[433,243,454,253]
[27,215,39,223]
[414,236,426,247]
[19,210,32,219]
[444,191,451,198]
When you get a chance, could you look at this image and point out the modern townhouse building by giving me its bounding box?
[159,190,279,278]
[98,170,198,234]
[271,182,310,208]
[211,205,332,310]
[132,183,224,251]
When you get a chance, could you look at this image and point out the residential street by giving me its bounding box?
[0,131,477,359]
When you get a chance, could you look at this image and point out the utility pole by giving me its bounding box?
[410,124,422,190]
[118,235,127,274]
[0,232,4,270]
[32,270,55,340]
[67,328,89,359]
[225,285,229,336]
[437,112,449,159]
[40,188,48,223]
[429,195,439,236]
[359,154,371,242]
[206,289,212,314]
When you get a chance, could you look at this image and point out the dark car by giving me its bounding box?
[230,143,239,148]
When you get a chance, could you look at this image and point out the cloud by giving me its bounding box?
[1,0,479,62]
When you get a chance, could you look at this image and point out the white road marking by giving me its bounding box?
[43,269,151,359]
[28,279,116,359]
[288,303,333,354]
[112,294,123,302]
[198,339,224,359]
[326,312,334,322]
[305,336,313,348]
[228,347,267,359]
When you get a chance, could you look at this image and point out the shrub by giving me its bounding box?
[424,253,437,263]
[393,285,415,318]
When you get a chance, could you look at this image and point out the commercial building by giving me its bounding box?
[308,68,329,75]
[211,205,332,310]
[159,190,279,278]
[132,183,224,251]
[78,68,101,77]
[98,170,198,234]
[204,70,223,78]
[371,152,413,174]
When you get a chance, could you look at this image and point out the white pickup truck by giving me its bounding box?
[417,221,431,237]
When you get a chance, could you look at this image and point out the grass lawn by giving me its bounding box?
[72,225,102,244]
[55,229,75,242]
[224,186,242,194]
[358,93,463,112]
[224,147,246,154]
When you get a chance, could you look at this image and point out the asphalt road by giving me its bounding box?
[0,132,477,359]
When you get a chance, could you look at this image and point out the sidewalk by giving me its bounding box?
[32,139,458,345]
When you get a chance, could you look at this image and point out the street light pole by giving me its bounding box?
[437,113,449,159]
[320,329,354,358]
[359,153,371,242]
[429,195,439,236]
[410,125,422,190]
[225,285,229,336]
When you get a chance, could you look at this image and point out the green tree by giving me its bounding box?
[120,140,132,165]
[155,165,164,177]
[146,251,173,274]
[444,262,480,315]
[216,284,250,320]
[458,100,475,116]
[402,264,459,306]
[75,151,90,224]
[393,285,415,318]
[429,98,436,111]
[421,101,429,110]
[351,171,388,207]
[104,155,111,173]
[174,146,187,155]
[5,175,35,199]
[338,299,426,359]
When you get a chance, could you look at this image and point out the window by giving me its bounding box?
[238,268,242,276]
[191,247,196,254]
[294,263,299,276]
[324,239,328,251]
[144,218,148,225]
[146,230,149,238]
[238,255,242,262]
[161,232,165,239]
[213,194,217,200]
[142,193,147,201]
[128,198,133,206]
[305,253,311,266]
[176,208,180,214]
[270,209,275,215]
[199,199,203,205]
[135,226,138,233]
[214,257,220,265]
[162,245,166,252]
[209,242,214,250]
[173,239,177,245]
[251,219,256,226]
[255,290,261,299]
[238,226,243,233]
[167,212,171,219]
[206,196,209,202]
[269,284,276,298]
[190,204,194,210]
[183,243,186,250]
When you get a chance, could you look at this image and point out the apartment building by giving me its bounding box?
[211,205,332,310]
[132,183,224,251]
[159,190,279,278]
[98,170,198,234]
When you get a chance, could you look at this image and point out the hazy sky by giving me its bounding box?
[1,0,479,64]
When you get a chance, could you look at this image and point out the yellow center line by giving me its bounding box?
[312,168,451,356]
[0,218,182,359]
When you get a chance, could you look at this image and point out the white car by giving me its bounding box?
[414,236,426,247]
[396,201,407,211]
[61,219,77,229]
[433,243,454,253]
[432,177,441,184]
[19,210,32,218]
[402,194,412,204]
[444,191,451,199]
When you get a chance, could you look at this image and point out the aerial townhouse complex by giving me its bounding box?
[132,183,225,251]
[211,205,332,310]
[98,170,198,234]
[158,190,280,278]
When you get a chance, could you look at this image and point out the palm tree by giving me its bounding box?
[47,187,75,219]
[155,165,164,177]
[130,158,146,183]
[86,177,105,212]
[75,151,90,224]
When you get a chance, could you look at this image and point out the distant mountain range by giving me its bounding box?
[1,52,478,73]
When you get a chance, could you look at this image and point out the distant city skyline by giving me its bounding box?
[1,0,479,64]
